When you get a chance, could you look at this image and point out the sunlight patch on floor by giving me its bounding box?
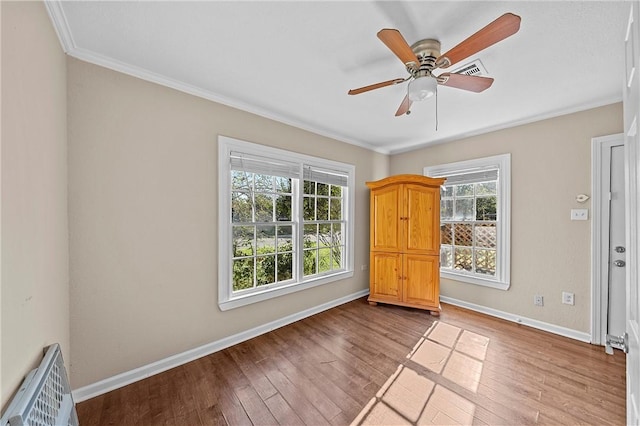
[351,321,490,426]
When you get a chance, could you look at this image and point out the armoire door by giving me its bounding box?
[404,184,439,255]
[370,184,403,252]
[403,254,439,308]
[370,252,402,302]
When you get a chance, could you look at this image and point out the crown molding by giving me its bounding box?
[43,2,389,155]
[44,1,75,53]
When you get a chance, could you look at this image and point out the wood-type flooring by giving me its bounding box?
[76,298,626,425]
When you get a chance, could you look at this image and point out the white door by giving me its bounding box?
[592,134,625,349]
[609,144,627,345]
[623,2,640,424]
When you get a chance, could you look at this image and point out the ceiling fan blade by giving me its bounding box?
[377,29,419,66]
[395,94,413,116]
[436,13,521,69]
[438,73,494,92]
[348,78,406,95]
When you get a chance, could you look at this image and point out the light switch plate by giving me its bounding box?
[562,291,575,305]
[570,209,588,220]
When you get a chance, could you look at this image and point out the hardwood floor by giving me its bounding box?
[76,298,626,425]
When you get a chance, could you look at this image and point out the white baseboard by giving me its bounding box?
[440,296,591,343]
[72,289,369,402]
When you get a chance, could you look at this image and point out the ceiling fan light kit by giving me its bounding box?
[348,12,521,117]
[408,76,437,101]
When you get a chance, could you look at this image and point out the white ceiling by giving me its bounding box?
[47,1,630,154]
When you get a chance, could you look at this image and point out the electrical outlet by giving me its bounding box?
[570,209,589,221]
[562,291,575,305]
[361,264,368,271]
[534,295,544,306]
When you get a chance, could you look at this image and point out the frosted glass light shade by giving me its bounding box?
[408,76,437,101]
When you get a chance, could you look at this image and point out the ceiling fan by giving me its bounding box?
[348,13,521,116]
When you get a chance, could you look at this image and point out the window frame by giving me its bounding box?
[218,135,355,310]
[424,154,511,290]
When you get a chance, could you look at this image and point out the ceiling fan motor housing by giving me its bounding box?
[409,39,441,77]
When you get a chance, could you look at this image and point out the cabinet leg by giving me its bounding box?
[429,310,440,317]
[368,301,378,306]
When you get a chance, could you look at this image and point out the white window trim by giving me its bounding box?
[424,154,511,290]
[218,135,355,310]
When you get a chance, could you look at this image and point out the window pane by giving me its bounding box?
[455,184,473,197]
[475,249,496,276]
[277,225,292,249]
[304,224,317,247]
[232,192,252,222]
[256,226,276,254]
[317,198,329,220]
[476,196,497,221]
[303,197,315,220]
[330,185,342,197]
[454,198,474,220]
[318,223,332,247]
[231,171,251,191]
[475,223,496,248]
[275,176,292,193]
[475,181,496,195]
[233,258,254,291]
[330,198,342,220]
[304,249,317,275]
[233,226,255,257]
[332,246,343,269]
[318,248,331,273]
[441,199,454,220]
[441,223,453,245]
[256,255,275,286]
[332,223,343,245]
[254,194,273,222]
[275,195,292,221]
[304,224,318,237]
[254,174,273,191]
[317,183,329,196]
[454,223,473,246]
[454,247,473,271]
[303,180,315,194]
[441,186,453,198]
[441,245,453,269]
[277,253,293,281]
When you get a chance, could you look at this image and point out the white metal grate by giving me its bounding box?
[0,344,78,426]
[451,58,488,77]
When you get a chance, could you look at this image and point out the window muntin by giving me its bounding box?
[219,136,355,310]
[424,154,510,290]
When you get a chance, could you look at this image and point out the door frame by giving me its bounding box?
[591,133,625,345]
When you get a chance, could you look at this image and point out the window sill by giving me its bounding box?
[441,270,510,290]
[218,270,354,311]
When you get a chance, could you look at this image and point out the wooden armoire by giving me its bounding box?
[366,174,445,315]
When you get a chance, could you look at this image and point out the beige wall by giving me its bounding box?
[1,1,69,407]
[67,58,388,388]
[390,103,623,332]
[2,0,625,397]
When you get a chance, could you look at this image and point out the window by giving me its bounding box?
[424,154,510,290]
[219,136,354,310]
